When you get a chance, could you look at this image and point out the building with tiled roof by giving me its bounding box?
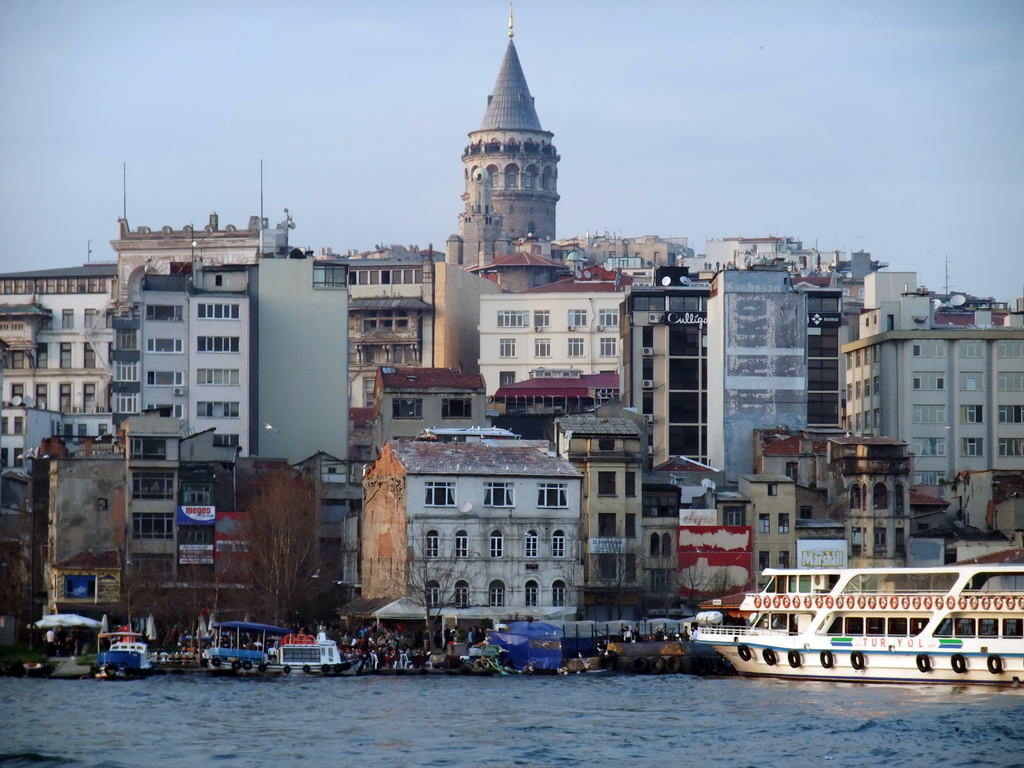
[372,367,488,454]
[360,440,583,621]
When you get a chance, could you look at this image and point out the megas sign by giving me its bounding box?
[177,505,215,525]
[665,311,708,328]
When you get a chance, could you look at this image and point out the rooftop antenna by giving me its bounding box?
[122,162,127,222]
[260,159,264,223]
[87,239,92,263]
[944,254,952,295]
[508,3,514,38]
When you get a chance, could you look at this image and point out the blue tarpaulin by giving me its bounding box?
[486,621,564,671]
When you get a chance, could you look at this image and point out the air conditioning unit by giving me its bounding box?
[172,387,186,396]
[647,446,655,454]
[642,346,654,356]
[535,326,543,332]
[596,325,604,331]
[648,313,663,324]
[567,326,575,331]
[642,379,655,389]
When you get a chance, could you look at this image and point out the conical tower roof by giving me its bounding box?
[479,40,542,131]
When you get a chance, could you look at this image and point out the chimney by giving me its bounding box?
[209,212,219,231]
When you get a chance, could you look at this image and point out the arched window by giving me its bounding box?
[551,530,565,558]
[525,580,538,607]
[873,482,889,510]
[552,580,566,607]
[894,483,905,513]
[662,532,672,557]
[862,483,868,510]
[425,530,439,558]
[490,530,503,558]
[454,580,469,608]
[650,533,661,556]
[525,529,538,558]
[850,484,861,509]
[505,166,518,189]
[426,580,440,608]
[455,530,468,558]
[489,580,505,607]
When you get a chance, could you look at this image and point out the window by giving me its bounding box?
[425,581,440,608]
[912,340,945,357]
[778,551,790,568]
[599,338,617,357]
[441,398,472,419]
[499,371,516,387]
[961,438,984,457]
[551,580,566,607]
[392,398,423,418]
[567,309,587,328]
[63,574,96,599]
[196,401,239,418]
[567,337,584,357]
[197,336,239,353]
[198,368,240,386]
[800,506,813,520]
[148,338,183,353]
[758,550,770,571]
[650,533,662,556]
[961,404,983,423]
[551,530,566,558]
[455,530,468,558]
[533,310,550,328]
[778,514,790,533]
[35,384,47,410]
[83,345,96,369]
[132,472,174,499]
[60,343,72,368]
[425,530,439,558]
[960,340,983,358]
[115,393,139,414]
[534,338,551,357]
[538,483,568,508]
[454,581,469,608]
[960,372,983,391]
[913,404,947,423]
[132,512,173,539]
[181,483,212,505]
[759,514,770,534]
[874,526,887,553]
[489,530,504,558]
[598,513,616,537]
[894,484,905,513]
[497,310,528,327]
[524,580,538,607]
[213,434,239,447]
[525,530,538,558]
[998,371,1024,390]
[59,383,72,411]
[598,471,616,495]
[197,303,240,319]
[62,309,74,328]
[912,372,945,390]
[146,304,183,321]
[625,514,637,538]
[912,437,946,456]
[484,482,514,507]
[313,264,346,287]
[36,344,48,368]
[999,438,1024,457]
[873,482,889,510]
[499,338,517,358]
[117,330,138,350]
[998,405,1024,423]
[724,507,746,526]
[131,437,166,460]
[767,484,778,497]
[785,461,798,480]
[598,309,619,327]
[147,370,184,386]
[625,472,636,497]
[424,482,455,507]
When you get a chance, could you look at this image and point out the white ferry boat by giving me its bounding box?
[271,629,365,676]
[695,564,1024,685]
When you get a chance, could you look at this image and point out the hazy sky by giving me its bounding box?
[2,1,1022,300]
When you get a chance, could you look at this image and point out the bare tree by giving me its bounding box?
[404,526,475,650]
[589,541,640,621]
[240,465,319,625]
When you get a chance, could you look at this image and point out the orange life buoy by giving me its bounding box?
[753,595,762,609]
[900,596,909,610]
[825,596,834,609]
[958,597,968,610]
[773,595,783,609]
[981,596,991,610]
[815,596,824,609]
[280,634,316,646]
[836,596,845,609]
[923,596,932,610]
[947,596,956,610]
[867,596,877,609]
[857,596,866,609]
[912,596,921,610]
[969,596,979,610]
[993,597,1003,610]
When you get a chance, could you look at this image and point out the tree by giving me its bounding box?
[240,465,319,625]
[404,525,476,650]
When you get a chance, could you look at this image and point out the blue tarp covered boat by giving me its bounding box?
[485,621,565,671]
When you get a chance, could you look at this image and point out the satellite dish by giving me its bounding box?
[22,396,33,407]
[10,395,22,406]
[701,478,717,491]
[661,276,672,286]
[950,294,966,307]
[459,502,473,513]
[678,276,691,286]
[583,269,592,279]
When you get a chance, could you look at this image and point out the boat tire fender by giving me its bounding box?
[321,664,331,675]
[650,657,666,674]
[762,648,778,666]
[951,653,967,674]
[211,657,221,668]
[916,653,932,673]
[850,651,866,671]
[665,656,682,674]
[257,663,267,673]
[231,660,241,671]
[787,650,802,669]
[820,650,834,669]
[282,665,291,675]
[302,664,312,674]
[242,661,252,671]
[987,654,1003,675]
[737,644,752,662]
[630,657,648,674]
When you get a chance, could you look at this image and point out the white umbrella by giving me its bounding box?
[146,615,157,641]
[100,614,109,634]
[34,614,102,629]
[197,615,207,640]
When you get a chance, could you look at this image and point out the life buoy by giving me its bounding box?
[951,654,967,674]
[968,596,979,610]
[826,596,834,609]
[923,596,932,610]
[916,654,931,673]
[753,595,762,609]
[867,596,877,609]
[805,596,814,609]
[850,651,866,671]
[947,596,956,610]
[257,663,267,673]
[231,660,241,671]
[242,660,252,671]
[787,650,802,668]
[912,596,921,610]
[900,596,910,610]
[993,597,1003,610]
[981,596,991,610]
[987,654,1003,675]
[782,596,792,609]
[211,657,221,668]
[820,650,834,669]
[280,634,316,646]
[737,644,753,662]
[857,596,866,609]
[815,596,824,609]
[762,648,778,666]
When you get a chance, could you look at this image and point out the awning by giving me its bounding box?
[493,387,590,399]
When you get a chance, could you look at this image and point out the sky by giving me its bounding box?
[1,0,1022,301]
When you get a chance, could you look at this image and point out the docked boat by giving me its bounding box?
[95,630,153,679]
[695,563,1024,685]
[203,620,289,674]
[272,629,365,676]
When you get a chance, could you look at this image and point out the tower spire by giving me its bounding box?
[509,3,514,38]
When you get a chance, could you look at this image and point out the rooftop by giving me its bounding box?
[379,367,485,392]
[392,440,581,478]
[557,414,641,438]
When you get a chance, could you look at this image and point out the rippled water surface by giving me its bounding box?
[2,673,1022,768]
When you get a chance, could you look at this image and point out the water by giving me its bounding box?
[1,673,1022,768]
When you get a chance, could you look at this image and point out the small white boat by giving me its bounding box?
[272,629,365,676]
[95,630,153,679]
[695,563,1024,686]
